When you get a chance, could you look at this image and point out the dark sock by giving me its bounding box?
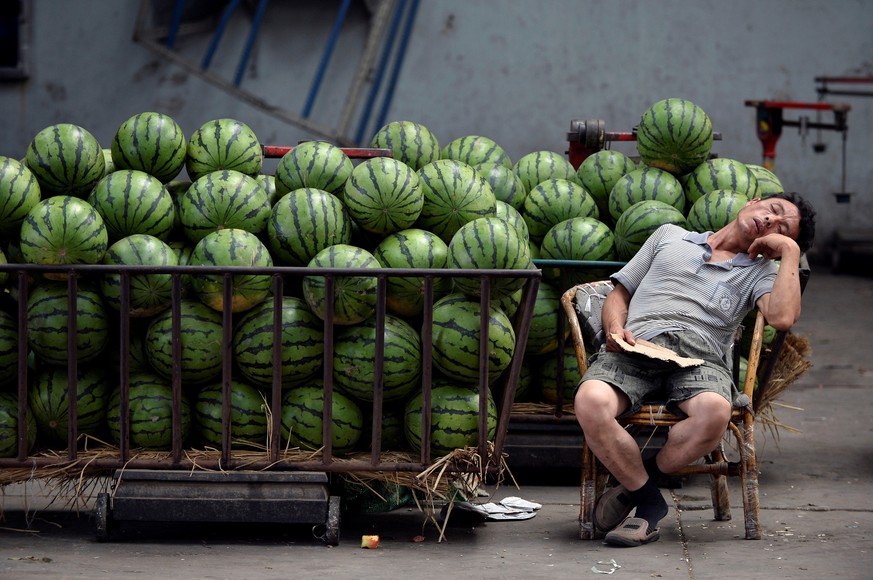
[643,454,665,481]
[629,478,668,531]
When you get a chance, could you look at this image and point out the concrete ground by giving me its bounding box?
[2,267,872,579]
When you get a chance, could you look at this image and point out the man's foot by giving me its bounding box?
[603,516,660,547]
[593,484,635,533]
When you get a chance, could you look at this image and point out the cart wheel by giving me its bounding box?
[324,495,341,546]
[94,492,112,542]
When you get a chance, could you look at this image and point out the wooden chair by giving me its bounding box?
[560,281,769,540]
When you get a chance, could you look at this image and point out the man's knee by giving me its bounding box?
[575,380,626,428]
[681,392,732,435]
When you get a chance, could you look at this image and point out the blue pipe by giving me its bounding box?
[373,0,420,132]
[302,0,353,119]
[166,0,187,48]
[354,0,407,145]
[233,0,270,86]
[201,0,243,71]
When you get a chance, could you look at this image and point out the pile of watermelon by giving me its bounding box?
[0,98,784,459]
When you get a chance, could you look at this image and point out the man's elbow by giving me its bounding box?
[767,309,800,332]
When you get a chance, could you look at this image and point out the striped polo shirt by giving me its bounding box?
[612,224,778,364]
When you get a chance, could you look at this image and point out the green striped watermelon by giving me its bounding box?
[538,343,583,405]
[302,244,381,325]
[576,150,637,225]
[188,228,273,313]
[267,188,352,266]
[193,379,268,448]
[25,123,106,197]
[186,118,262,181]
[636,98,713,175]
[685,189,749,233]
[145,298,224,386]
[404,380,497,457]
[415,159,496,244]
[107,325,152,377]
[371,228,451,317]
[474,162,527,211]
[103,149,116,174]
[87,169,175,242]
[178,169,271,243]
[514,359,535,402]
[514,150,579,192]
[441,135,511,169]
[275,141,352,196]
[369,120,440,171]
[447,216,532,300]
[614,200,687,261]
[747,164,784,197]
[106,372,191,450]
[494,199,529,241]
[431,293,516,385]
[0,156,42,237]
[0,392,37,458]
[100,234,179,317]
[232,296,324,388]
[524,282,567,356]
[343,156,424,235]
[683,158,759,205]
[0,309,18,386]
[523,178,599,243]
[280,383,364,454]
[333,314,422,403]
[111,112,187,183]
[19,196,109,270]
[29,363,110,445]
[608,166,685,221]
[26,282,109,365]
[255,174,281,207]
[539,217,617,286]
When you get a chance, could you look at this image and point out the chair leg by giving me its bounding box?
[708,448,732,521]
[739,422,762,540]
[579,441,598,540]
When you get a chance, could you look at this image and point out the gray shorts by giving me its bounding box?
[580,330,738,416]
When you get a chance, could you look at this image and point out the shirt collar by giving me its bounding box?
[683,231,760,266]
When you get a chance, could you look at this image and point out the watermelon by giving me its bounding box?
[636,98,713,175]
[524,282,567,356]
[188,228,273,313]
[576,150,636,225]
[369,120,440,171]
[404,380,497,456]
[431,293,516,384]
[302,244,381,325]
[514,150,579,192]
[0,156,41,237]
[523,178,599,243]
[106,372,190,450]
[193,379,268,448]
[447,216,532,300]
[111,112,187,183]
[0,392,37,458]
[474,162,527,211]
[255,174,280,207]
[333,313,422,403]
[25,123,106,197]
[608,166,685,221]
[0,309,18,386]
[280,384,363,454]
[415,159,496,244]
[361,404,407,451]
[614,200,688,261]
[747,164,784,197]
[441,135,511,169]
[538,343,583,405]
[494,199,529,241]
[186,118,262,181]
[539,217,617,286]
[103,149,116,174]
[26,282,109,365]
[343,156,424,235]
[232,296,324,388]
[514,360,535,402]
[100,234,179,317]
[178,169,271,243]
[29,363,110,445]
[372,228,451,317]
[145,298,224,386]
[685,189,749,233]
[275,141,352,196]
[267,188,351,266]
[87,169,175,242]
[684,158,759,205]
[19,196,109,270]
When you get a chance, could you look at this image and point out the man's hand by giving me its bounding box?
[748,233,800,261]
[605,327,636,352]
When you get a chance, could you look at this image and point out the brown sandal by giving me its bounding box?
[593,484,635,533]
[604,516,660,547]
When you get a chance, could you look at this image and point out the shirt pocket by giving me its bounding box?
[706,282,740,325]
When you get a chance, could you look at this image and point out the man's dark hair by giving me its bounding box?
[769,192,816,254]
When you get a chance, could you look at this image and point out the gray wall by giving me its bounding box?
[2,0,872,260]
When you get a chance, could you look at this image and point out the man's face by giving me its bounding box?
[739,198,801,241]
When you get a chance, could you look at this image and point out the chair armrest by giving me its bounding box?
[561,285,591,378]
